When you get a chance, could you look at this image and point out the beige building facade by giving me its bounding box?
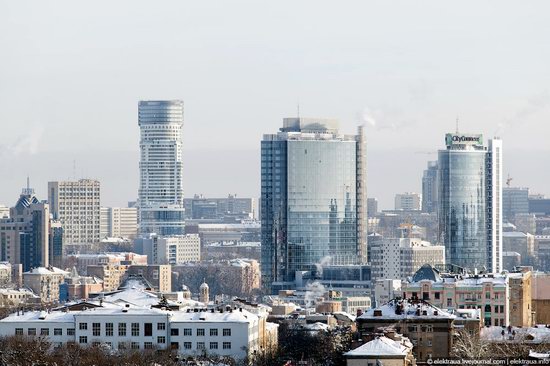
[48,179,101,245]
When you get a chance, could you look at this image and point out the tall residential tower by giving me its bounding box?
[138,100,185,235]
[437,132,502,273]
[261,118,367,293]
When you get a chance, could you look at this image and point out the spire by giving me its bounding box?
[455,116,459,134]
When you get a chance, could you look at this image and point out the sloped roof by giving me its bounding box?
[345,336,411,358]
[412,264,442,283]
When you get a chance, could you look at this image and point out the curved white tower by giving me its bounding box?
[138,100,185,235]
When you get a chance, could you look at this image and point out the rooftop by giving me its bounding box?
[345,336,412,358]
[358,299,455,320]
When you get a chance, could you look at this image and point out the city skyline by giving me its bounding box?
[2,1,550,209]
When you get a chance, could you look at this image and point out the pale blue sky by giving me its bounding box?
[1,1,549,208]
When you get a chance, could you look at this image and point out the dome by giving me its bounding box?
[200,282,209,289]
[412,264,442,283]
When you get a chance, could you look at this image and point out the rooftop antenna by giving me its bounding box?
[73,160,76,181]
[27,176,30,190]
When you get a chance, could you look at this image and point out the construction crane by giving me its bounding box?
[506,175,513,187]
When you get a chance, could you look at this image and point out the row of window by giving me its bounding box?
[77,323,231,337]
[16,328,73,336]
[31,323,235,338]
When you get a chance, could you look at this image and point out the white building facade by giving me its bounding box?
[138,100,186,236]
[0,305,261,360]
[370,238,445,281]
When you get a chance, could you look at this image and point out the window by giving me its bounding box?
[54,328,62,336]
[144,342,153,349]
[157,323,166,331]
[144,323,153,337]
[79,336,88,344]
[434,292,440,300]
[171,342,179,350]
[223,328,231,337]
[447,298,453,307]
[427,340,432,346]
[79,323,87,330]
[171,328,179,336]
[157,336,166,344]
[426,325,433,332]
[41,328,49,336]
[131,342,140,350]
[15,328,23,335]
[210,342,218,350]
[210,329,218,336]
[92,341,101,347]
[118,323,126,336]
[67,328,75,336]
[118,342,127,350]
[104,323,113,336]
[197,328,205,336]
[223,342,231,349]
[132,323,140,337]
[92,323,101,336]
[197,342,205,350]
[184,328,192,336]
[184,342,192,350]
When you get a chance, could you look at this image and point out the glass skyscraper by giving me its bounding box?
[437,133,502,273]
[422,161,438,213]
[261,118,367,293]
[138,100,185,236]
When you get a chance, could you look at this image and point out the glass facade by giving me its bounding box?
[502,187,529,222]
[261,118,366,293]
[438,150,487,271]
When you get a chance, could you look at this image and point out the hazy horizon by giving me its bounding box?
[2,1,550,209]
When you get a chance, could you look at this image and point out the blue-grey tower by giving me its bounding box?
[261,118,367,293]
[138,100,185,236]
[437,132,502,273]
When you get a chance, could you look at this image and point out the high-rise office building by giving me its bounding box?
[394,192,422,211]
[48,179,101,246]
[437,132,502,273]
[261,118,367,293]
[138,100,185,236]
[0,185,51,271]
[422,161,438,213]
[503,187,529,222]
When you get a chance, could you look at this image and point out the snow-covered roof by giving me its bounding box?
[345,336,412,358]
[529,350,550,360]
[1,310,74,323]
[24,267,69,275]
[0,288,38,297]
[503,231,529,238]
[358,299,455,320]
[482,326,550,343]
[101,287,171,308]
[171,308,258,323]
